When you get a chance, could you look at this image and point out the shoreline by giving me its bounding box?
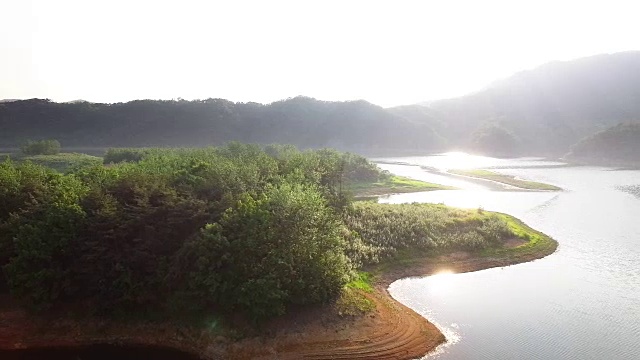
[0,215,557,360]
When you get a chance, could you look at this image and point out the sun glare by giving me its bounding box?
[427,269,457,296]
[436,152,489,171]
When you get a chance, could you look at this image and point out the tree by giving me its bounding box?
[3,171,87,308]
[177,182,351,321]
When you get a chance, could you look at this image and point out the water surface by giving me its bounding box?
[378,153,640,360]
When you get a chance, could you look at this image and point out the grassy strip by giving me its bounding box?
[346,175,455,197]
[335,271,375,316]
[3,153,102,172]
[479,213,558,259]
[449,169,561,190]
[369,211,557,281]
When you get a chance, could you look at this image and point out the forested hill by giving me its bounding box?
[5,52,640,157]
[0,97,446,154]
[420,51,640,156]
[564,123,640,165]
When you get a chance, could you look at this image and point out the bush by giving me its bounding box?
[21,139,61,155]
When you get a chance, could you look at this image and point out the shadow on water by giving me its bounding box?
[0,344,201,360]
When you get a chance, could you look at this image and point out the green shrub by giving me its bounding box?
[103,148,153,164]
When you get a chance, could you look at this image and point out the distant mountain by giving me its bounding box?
[564,122,640,165]
[0,99,18,103]
[422,51,640,156]
[4,51,640,157]
[0,97,445,155]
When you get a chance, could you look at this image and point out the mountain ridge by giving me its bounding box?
[417,51,640,156]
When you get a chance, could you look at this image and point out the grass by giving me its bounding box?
[346,175,455,197]
[347,271,374,293]
[448,169,561,190]
[367,217,557,284]
[3,152,103,172]
[478,213,558,259]
[335,271,376,316]
[343,202,557,278]
[345,202,515,263]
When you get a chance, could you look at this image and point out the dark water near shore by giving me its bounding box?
[0,344,199,360]
[376,153,640,360]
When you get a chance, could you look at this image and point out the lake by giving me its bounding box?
[375,153,640,360]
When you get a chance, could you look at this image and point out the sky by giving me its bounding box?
[2,0,639,107]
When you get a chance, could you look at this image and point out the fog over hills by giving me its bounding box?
[2,51,640,158]
[421,51,640,156]
[565,122,640,165]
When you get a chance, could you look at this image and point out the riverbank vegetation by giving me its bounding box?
[2,140,103,172]
[448,169,561,190]
[0,143,558,359]
[14,153,102,172]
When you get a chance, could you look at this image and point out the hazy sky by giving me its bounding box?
[2,0,639,107]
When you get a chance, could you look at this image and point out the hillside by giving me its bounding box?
[0,97,445,155]
[565,122,640,165]
[423,51,640,156]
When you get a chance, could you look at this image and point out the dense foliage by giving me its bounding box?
[175,183,350,320]
[0,144,519,322]
[20,139,61,155]
[18,153,102,173]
